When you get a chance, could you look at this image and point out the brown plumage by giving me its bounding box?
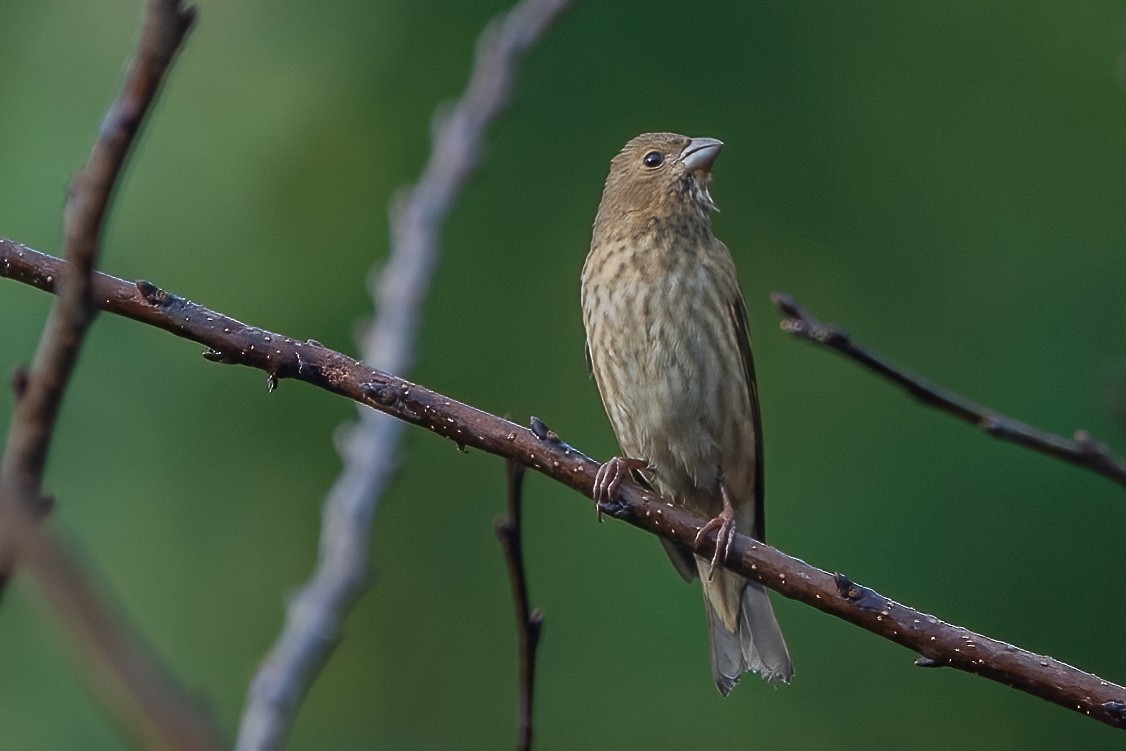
[581,132,792,693]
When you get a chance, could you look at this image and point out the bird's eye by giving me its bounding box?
[642,151,664,168]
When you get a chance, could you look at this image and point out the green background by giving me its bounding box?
[2,1,1126,748]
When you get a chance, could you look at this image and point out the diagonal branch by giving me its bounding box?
[772,293,1126,488]
[0,2,221,748]
[3,239,1124,730]
[0,0,196,531]
[16,516,224,750]
[234,1,572,749]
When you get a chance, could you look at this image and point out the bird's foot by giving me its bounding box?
[694,484,738,579]
[593,456,647,521]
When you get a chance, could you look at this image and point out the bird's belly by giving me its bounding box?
[589,276,753,502]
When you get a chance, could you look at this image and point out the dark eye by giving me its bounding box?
[642,151,664,168]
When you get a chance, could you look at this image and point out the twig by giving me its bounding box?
[15,516,224,750]
[3,240,1124,730]
[0,0,195,530]
[496,455,543,751]
[772,292,1126,488]
[234,1,571,748]
[0,2,219,748]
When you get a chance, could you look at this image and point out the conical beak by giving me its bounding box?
[681,137,724,173]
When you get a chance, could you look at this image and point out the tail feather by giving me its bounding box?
[739,580,792,684]
[705,598,745,696]
[699,558,793,694]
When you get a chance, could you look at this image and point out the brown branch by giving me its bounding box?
[0,2,220,748]
[3,239,1124,730]
[496,456,543,751]
[0,0,196,533]
[15,516,224,750]
[234,0,571,749]
[772,292,1126,488]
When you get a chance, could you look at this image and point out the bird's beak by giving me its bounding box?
[681,137,724,173]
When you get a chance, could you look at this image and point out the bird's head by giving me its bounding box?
[596,132,723,229]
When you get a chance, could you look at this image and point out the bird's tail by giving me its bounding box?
[699,558,793,694]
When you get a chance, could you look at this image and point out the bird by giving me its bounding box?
[581,132,793,694]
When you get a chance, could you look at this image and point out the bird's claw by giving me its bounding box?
[694,503,737,580]
[593,456,647,521]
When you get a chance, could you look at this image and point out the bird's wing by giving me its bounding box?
[730,293,766,542]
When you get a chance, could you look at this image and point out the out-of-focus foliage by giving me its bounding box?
[2,1,1125,748]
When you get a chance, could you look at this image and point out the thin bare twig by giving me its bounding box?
[234,1,571,748]
[3,240,1123,730]
[0,1,220,748]
[496,455,543,751]
[18,517,224,750]
[0,0,195,529]
[772,292,1126,488]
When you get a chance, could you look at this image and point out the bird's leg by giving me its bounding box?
[694,481,738,580]
[592,456,648,521]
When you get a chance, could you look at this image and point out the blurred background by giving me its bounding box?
[2,0,1126,748]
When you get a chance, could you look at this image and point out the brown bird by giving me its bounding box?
[581,132,792,693]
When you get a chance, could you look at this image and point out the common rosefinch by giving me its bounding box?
[581,132,792,693]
